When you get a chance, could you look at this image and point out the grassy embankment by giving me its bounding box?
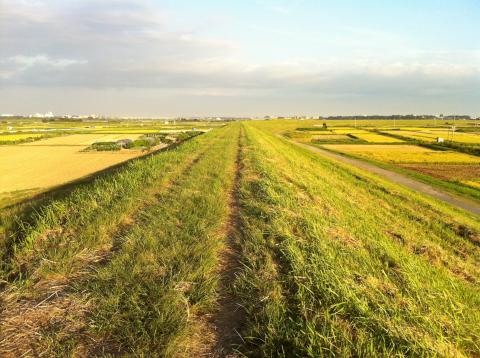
[234,122,480,357]
[0,124,241,356]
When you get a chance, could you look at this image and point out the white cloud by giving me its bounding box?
[0,0,479,115]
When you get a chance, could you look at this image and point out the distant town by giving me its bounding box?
[0,112,479,122]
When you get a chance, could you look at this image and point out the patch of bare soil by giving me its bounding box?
[398,164,480,181]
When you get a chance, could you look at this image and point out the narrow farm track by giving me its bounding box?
[287,138,480,216]
[190,127,245,357]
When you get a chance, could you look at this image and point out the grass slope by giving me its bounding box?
[0,124,241,356]
[234,122,480,357]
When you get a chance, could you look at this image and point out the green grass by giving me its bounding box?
[233,121,480,357]
[318,146,480,203]
[0,124,241,356]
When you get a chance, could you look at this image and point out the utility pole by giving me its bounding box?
[452,115,456,141]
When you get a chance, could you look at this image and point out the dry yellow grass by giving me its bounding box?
[462,180,480,189]
[322,144,480,164]
[0,146,144,193]
[21,134,143,146]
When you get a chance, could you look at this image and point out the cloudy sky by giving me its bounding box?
[1,0,479,117]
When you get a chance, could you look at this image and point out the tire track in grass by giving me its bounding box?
[189,126,246,357]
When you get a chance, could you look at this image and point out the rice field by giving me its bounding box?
[351,132,404,143]
[331,128,369,134]
[21,133,143,146]
[0,133,55,145]
[322,144,480,164]
[0,145,143,193]
[384,130,480,144]
[0,133,46,141]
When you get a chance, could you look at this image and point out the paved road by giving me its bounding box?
[287,139,480,216]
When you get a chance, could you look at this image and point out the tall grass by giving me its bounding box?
[234,122,480,357]
[0,124,241,356]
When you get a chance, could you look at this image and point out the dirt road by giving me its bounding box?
[288,139,480,216]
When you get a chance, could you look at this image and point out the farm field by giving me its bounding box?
[20,133,143,146]
[273,121,480,202]
[382,129,480,145]
[0,120,479,357]
[0,145,144,194]
[351,132,404,143]
[319,144,480,200]
[0,133,47,142]
[0,121,211,207]
[322,144,480,164]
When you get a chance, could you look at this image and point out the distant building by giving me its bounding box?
[437,137,445,143]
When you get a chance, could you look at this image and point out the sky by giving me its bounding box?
[0,0,479,117]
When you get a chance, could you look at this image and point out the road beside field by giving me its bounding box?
[287,138,480,216]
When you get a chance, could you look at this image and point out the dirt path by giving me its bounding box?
[287,139,480,216]
[188,128,245,357]
[208,128,245,357]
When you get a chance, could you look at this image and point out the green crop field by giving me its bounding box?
[0,120,479,357]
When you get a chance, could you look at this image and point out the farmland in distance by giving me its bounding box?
[0,119,214,207]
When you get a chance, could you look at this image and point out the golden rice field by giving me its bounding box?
[331,128,369,134]
[308,130,336,135]
[351,133,404,143]
[0,133,46,142]
[322,144,480,164]
[312,134,351,141]
[21,133,143,146]
[0,145,144,193]
[384,130,480,144]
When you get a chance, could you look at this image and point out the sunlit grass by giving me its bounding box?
[234,121,480,356]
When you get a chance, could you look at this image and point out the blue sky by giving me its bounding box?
[0,0,479,116]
